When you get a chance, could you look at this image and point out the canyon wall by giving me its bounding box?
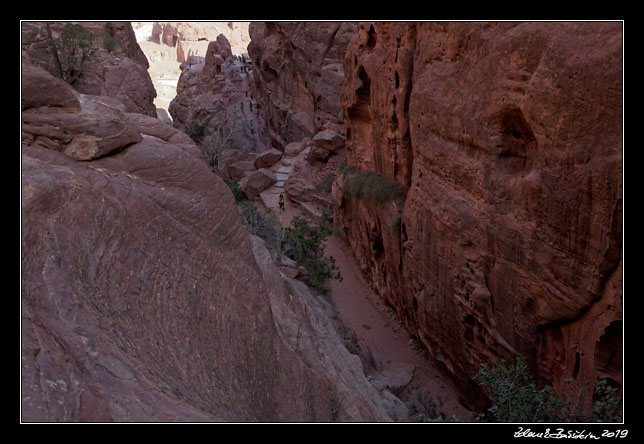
[21,22,399,422]
[247,22,357,150]
[150,22,250,60]
[333,22,623,408]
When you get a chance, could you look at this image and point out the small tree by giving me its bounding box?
[282,215,342,294]
[474,357,623,422]
[202,122,235,169]
[53,23,97,85]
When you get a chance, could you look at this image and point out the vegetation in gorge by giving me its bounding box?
[52,23,97,85]
[343,170,405,207]
[226,179,342,294]
[281,215,342,294]
[473,357,623,423]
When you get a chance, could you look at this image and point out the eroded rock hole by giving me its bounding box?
[491,105,537,171]
[357,66,371,107]
[367,24,377,49]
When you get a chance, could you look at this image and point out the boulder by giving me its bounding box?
[218,149,243,175]
[312,129,344,153]
[253,148,283,169]
[307,146,331,163]
[284,177,315,203]
[284,141,307,157]
[103,57,157,116]
[240,168,277,198]
[225,160,256,180]
[21,65,142,161]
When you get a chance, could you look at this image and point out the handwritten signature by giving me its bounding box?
[514,427,629,439]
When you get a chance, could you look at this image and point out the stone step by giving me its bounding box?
[275,165,293,174]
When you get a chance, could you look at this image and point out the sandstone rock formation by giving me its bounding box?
[247,22,357,150]
[21,32,401,422]
[21,63,142,160]
[333,22,623,409]
[285,177,316,203]
[151,22,250,60]
[240,168,277,199]
[169,36,267,154]
[253,148,283,169]
[22,22,157,117]
[312,129,345,153]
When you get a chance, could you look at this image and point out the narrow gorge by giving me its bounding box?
[21,21,623,424]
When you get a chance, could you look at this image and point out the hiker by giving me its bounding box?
[249,120,254,134]
[279,193,285,212]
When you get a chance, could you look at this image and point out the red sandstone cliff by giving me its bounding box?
[333,22,623,408]
[247,22,357,150]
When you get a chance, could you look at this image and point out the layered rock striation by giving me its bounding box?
[333,22,623,408]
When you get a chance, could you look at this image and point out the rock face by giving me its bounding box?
[22,22,157,117]
[151,22,250,60]
[169,36,267,154]
[333,22,623,408]
[21,35,398,422]
[247,22,358,150]
[21,64,142,160]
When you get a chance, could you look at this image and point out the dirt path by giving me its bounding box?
[280,198,469,421]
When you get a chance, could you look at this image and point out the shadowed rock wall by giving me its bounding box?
[333,21,623,408]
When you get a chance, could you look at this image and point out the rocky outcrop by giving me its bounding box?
[22,22,156,116]
[333,22,623,409]
[168,36,267,154]
[21,63,142,160]
[151,22,250,60]
[247,22,358,150]
[21,56,400,422]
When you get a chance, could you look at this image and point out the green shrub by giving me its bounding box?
[225,179,246,203]
[474,357,622,422]
[282,215,342,294]
[344,170,405,206]
[53,23,97,84]
[239,201,282,256]
[188,122,205,141]
[103,22,117,53]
